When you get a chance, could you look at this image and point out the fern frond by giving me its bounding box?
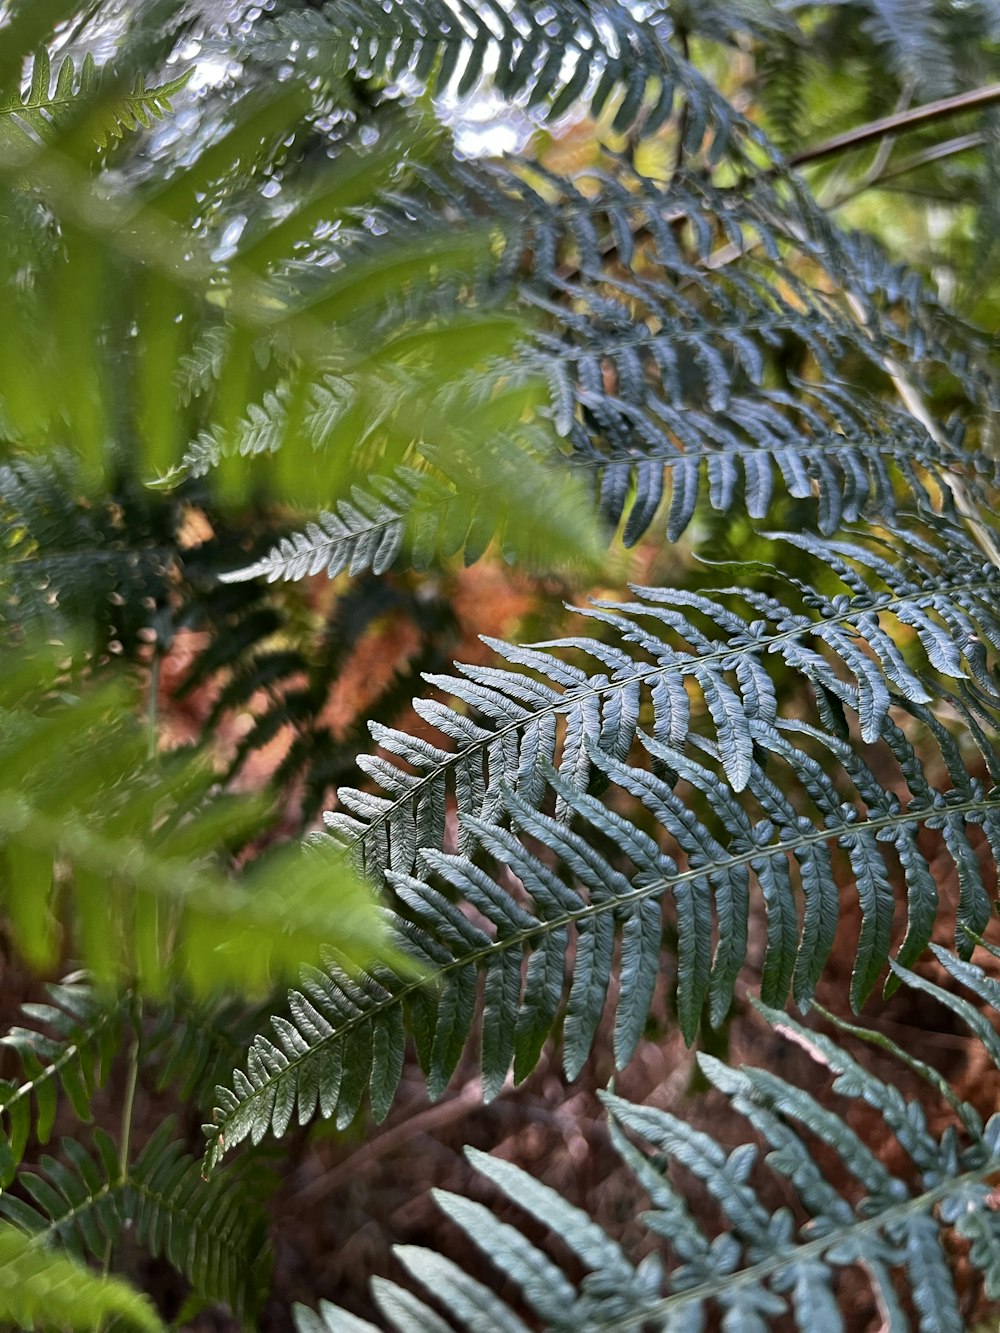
[244,0,748,146]
[856,0,954,95]
[295,967,1000,1332]
[204,147,999,577]
[145,993,271,1113]
[209,513,1000,1160]
[221,468,434,583]
[759,28,807,152]
[1,1120,272,1320]
[209,701,1000,1162]
[0,1221,163,1333]
[0,50,190,150]
[0,454,176,648]
[0,975,126,1186]
[225,375,983,583]
[0,647,395,995]
[324,513,1000,881]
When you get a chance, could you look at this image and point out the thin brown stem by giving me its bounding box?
[827,131,985,209]
[789,82,1000,169]
[672,26,690,176]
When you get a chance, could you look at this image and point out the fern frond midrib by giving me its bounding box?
[25,1174,118,1243]
[0,999,125,1119]
[0,81,182,120]
[128,1174,251,1251]
[562,436,953,467]
[597,1160,997,1332]
[247,789,1000,1119]
[22,1165,253,1267]
[341,570,998,862]
[242,428,968,575]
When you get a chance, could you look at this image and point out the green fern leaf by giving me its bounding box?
[1,1120,272,1321]
[0,975,126,1186]
[0,50,190,150]
[0,645,395,995]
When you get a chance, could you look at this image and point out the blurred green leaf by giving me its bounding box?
[0,1220,163,1332]
[0,642,401,996]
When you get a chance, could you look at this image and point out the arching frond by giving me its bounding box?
[210,150,999,583]
[295,960,1000,1332]
[322,513,1000,882]
[243,0,747,145]
[0,49,190,149]
[0,1120,272,1321]
[853,0,953,94]
[208,514,1000,1164]
[234,385,985,584]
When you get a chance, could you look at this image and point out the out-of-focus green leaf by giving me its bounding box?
[0,1221,163,1332]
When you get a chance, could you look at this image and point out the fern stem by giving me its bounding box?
[827,132,985,209]
[789,82,1000,170]
[844,289,1000,569]
[599,1161,1000,1331]
[671,25,690,176]
[821,79,914,208]
[100,1004,141,1296]
[118,1013,141,1185]
[95,1006,141,1332]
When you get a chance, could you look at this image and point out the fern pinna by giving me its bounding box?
[187,13,1000,1332]
[209,507,1000,1157]
[297,949,1000,1332]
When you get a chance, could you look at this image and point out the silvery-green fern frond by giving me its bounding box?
[207,512,1000,1163]
[295,955,1000,1332]
[242,0,741,144]
[214,142,1000,584]
[325,512,1000,882]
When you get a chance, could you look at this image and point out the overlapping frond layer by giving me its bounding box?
[0,454,178,647]
[0,1222,163,1333]
[243,0,749,146]
[0,48,189,150]
[325,514,1000,881]
[0,647,394,994]
[208,515,1000,1163]
[223,152,998,583]
[296,957,1000,1332]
